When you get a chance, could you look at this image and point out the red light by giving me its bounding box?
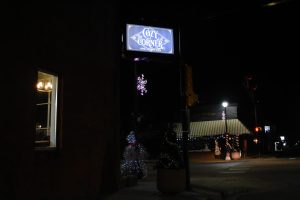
[254,126,262,133]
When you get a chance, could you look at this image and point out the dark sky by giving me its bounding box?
[16,1,298,140]
[181,2,300,117]
[183,1,300,136]
[122,0,300,139]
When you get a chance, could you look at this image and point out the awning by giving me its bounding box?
[174,119,251,138]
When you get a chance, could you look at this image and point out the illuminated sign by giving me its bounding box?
[264,125,270,133]
[126,24,174,54]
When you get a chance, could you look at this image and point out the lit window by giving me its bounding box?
[35,71,58,148]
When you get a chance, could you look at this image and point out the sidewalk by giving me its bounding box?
[104,160,224,200]
[104,178,223,200]
[104,156,300,200]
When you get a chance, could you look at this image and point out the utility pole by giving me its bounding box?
[178,28,191,190]
[245,74,260,157]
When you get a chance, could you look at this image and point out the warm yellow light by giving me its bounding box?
[44,82,53,90]
[266,2,279,7]
[37,81,44,89]
[37,80,53,91]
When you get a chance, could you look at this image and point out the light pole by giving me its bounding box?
[222,101,228,133]
[222,101,231,160]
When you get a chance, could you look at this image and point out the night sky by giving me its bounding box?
[122,0,300,141]
[6,2,298,141]
[182,1,300,138]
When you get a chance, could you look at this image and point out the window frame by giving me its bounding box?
[35,70,60,150]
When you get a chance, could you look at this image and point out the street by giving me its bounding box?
[189,157,300,199]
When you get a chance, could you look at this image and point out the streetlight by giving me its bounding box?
[222,101,228,133]
[222,101,231,160]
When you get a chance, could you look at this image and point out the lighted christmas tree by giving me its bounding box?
[157,126,184,169]
[121,131,148,179]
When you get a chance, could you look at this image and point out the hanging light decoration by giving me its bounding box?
[235,134,240,150]
[137,74,147,96]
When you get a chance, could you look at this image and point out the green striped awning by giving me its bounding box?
[174,119,251,138]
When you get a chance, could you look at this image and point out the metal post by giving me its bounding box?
[223,103,231,160]
[178,26,190,190]
[224,107,228,133]
[254,102,258,126]
[253,97,261,158]
[133,61,138,132]
[181,100,190,190]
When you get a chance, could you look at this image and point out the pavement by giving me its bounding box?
[103,160,227,200]
[103,181,223,200]
[103,156,300,200]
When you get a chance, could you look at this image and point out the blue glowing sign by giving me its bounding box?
[126,24,174,54]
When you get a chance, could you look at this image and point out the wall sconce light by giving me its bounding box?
[37,79,53,92]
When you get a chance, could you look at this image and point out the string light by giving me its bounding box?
[158,129,183,169]
[137,74,147,95]
[121,131,148,178]
[235,134,240,151]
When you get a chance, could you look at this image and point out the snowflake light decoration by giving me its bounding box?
[137,74,148,95]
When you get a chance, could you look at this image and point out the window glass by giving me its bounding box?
[35,71,58,148]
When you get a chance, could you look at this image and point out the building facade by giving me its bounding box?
[1,3,121,200]
[174,104,252,153]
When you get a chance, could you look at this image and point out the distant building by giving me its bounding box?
[173,103,251,153]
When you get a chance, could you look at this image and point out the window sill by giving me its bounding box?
[35,146,57,151]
